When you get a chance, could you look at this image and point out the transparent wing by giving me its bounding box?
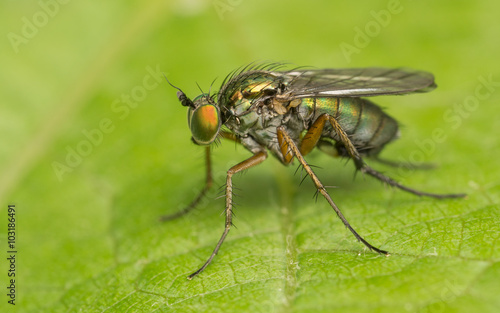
[277,67,436,98]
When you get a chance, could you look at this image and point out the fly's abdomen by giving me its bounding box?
[303,97,399,155]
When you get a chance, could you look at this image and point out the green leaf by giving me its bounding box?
[1,1,499,312]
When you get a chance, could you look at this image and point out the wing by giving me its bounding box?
[276,67,436,98]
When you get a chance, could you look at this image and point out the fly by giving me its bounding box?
[162,63,466,279]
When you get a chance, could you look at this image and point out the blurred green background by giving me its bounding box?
[1,0,499,312]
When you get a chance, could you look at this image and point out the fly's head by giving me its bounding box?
[177,90,221,145]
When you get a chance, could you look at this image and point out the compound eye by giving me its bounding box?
[188,104,221,145]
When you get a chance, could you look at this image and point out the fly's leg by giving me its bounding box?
[159,146,213,222]
[277,126,388,255]
[188,150,268,279]
[362,164,465,198]
[371,157,436,170]
[312,113,466,199]
[219,130,240,143]
[160,132,240,222]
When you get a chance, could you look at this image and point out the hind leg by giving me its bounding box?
[301,113,466,199]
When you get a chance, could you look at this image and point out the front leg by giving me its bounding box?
[188,150,268,279]
[159,145,213,221]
